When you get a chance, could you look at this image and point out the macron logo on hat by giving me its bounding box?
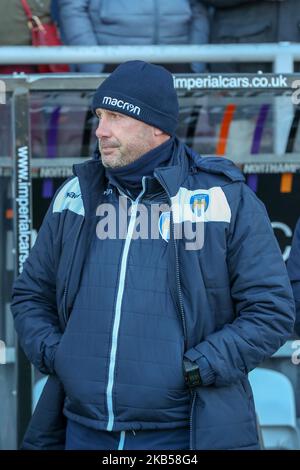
[102,96,141,116]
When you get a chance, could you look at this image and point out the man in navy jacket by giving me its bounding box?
[287,218,300,337]
[11,61,295,450]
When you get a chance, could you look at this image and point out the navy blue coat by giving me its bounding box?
[287,217,300,336]
[11,139,295,449]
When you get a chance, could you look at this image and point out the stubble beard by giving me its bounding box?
[99,136,155,169]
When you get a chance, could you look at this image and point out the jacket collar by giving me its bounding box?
[73,137,245,214]
[154,138,245,197]
[72,159,105,216]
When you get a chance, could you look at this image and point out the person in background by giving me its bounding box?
[202,0,300,72]
[0,0,52,74]
[58,0,209,73]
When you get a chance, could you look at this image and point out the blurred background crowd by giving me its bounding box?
[0,0,299,74]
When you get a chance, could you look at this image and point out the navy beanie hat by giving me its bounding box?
[92,60,179,136]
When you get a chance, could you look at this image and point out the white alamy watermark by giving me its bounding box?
[292,80,300,105]
[291,340,300,365]
[95,198,205,251]
[0,79,6,105]
[0,340,6,364]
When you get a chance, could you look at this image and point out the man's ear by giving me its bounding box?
[153,127,165,136]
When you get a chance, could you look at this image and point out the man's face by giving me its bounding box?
[95,108,158,168]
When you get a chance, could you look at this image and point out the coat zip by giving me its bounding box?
[154,172,187,345]
[118,431,126,450]
[154,172,191,446]
[189,391,196,450]
[106,179,146,431]
[62,217,85,326]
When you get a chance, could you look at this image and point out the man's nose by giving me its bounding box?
[95,117,111,139]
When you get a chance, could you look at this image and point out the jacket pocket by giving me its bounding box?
[240,376,254,400]
[53,332,66,378]
[192,382,258,449]
[53,341,61,376]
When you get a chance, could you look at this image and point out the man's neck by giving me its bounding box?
[105,137,175,198]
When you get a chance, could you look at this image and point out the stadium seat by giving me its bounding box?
[249,368,300,450]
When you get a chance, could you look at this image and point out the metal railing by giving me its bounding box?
[1,43,300,72]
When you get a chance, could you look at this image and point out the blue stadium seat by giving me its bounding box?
[249,368,300,449]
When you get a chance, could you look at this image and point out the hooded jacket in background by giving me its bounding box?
[58,0,209,72]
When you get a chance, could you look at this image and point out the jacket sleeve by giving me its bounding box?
[11,202,63,375]
[189,0,209,73]
[287,217,300,336]
[184,183,295,387]
[58,0,102,72]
